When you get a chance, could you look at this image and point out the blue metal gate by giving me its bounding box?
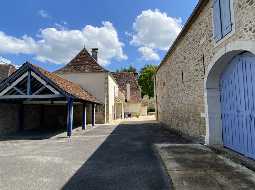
[220,53,255,159]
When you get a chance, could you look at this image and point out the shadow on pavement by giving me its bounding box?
[0,125,81,141]
[61,121,189,190]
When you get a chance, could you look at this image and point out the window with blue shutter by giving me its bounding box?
[220,0,232,36]
[213,0,222,41]
[213,0,232,42]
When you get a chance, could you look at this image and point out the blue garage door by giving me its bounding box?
[220,53,255,159]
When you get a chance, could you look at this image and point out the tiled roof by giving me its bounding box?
[30,64,100,103]
[0,64,16,81]
[55,48,108,74]
[112,72,141,103]
[0,62,100,104]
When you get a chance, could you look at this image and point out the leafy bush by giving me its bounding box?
[133,113,140,118]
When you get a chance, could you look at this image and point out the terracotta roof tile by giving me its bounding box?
[0,64,16,81]
[112,72,141,103]
[30,63,100,103]
[55,48,108,74]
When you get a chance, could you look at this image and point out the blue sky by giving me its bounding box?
[0,0,198,72]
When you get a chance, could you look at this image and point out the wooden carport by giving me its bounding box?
[0,62,101,137]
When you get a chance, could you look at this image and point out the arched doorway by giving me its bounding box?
[220,52,255,159]
[204,41,255,153]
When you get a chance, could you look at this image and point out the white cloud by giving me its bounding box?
[82,21,127,65]
[131,9,182,50]
[0,56,12,64]
[0,56,20,68]
[138,47,159,61]
[0,32,37,54]
[38,10,51,19]
[54,21,68,30]
[0,22,127,65]
[131,9,182,61]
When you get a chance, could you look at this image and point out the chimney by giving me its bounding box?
[91,48,98,61]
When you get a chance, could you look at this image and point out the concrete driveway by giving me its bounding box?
[0,119,184,190]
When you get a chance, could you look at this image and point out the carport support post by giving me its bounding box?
[82,103,87,130]
[67,98,74,137]
[92,103,95,127]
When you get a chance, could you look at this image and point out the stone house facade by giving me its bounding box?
[0,64,16,81]
[112,72,146,118]
[56,48,145,123]
[156,0,255,152]
[55,48,121,124]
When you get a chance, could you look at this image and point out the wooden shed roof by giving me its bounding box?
[0,62,101,104]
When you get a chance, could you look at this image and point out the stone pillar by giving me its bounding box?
[67,98,74,137]
[92,103,95,127]
[82,103,87,130]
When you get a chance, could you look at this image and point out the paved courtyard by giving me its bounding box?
[0,118,255,190]
[0,119,181,190]
[156,144,255,190]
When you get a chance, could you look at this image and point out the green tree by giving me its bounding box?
[116,65,137,73]
[138,64,157,98]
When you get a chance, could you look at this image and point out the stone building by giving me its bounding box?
[112,72,147,117]
[156,0,255,159]
[55,48,124,124]
[0,62,99,136]
[0,47,145,136]
[0,64,16,81]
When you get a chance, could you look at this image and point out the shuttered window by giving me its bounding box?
[213,0,222,41]
[213,0,232,42]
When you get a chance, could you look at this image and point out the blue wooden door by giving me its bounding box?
[220,53,255,159]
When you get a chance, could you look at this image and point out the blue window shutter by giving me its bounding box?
[213,0,222,41]
[220,0,232,36]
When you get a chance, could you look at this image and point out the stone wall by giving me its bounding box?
[0,103,93,136]
[23,105,42,130]
[0,103,19,135]
[0,104,67,135]
[156,0,255,139]
[106,73,119,123]
[41,104,100,129]
[84,104,105,124]
[59,72,107,124]
[43,105,67,130]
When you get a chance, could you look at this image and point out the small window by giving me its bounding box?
[213,0,232,42]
